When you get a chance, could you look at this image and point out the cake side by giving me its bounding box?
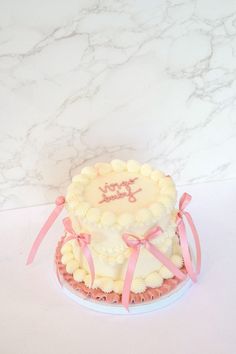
[60,160,183,295]
[66,159,177,231]
[60,233,183,294]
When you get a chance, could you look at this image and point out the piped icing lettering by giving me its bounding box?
[98,177,142,204]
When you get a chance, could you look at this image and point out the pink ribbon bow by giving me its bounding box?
[62,217,95,287]
[122,226,186,310]
[176,193,201,282]
[26,196,65,265]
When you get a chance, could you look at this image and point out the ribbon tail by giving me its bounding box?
[26,203,64,265]
[183,211,201,275]
[81,245,95,287]
[63,217,74,235]
[177,219,197,282]
[147,243,186,281]
[122,247,140,310]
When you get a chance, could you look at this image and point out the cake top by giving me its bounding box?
[66,160,176,229]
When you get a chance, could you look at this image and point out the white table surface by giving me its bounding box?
[0,179,235,354]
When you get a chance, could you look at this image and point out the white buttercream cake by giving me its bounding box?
[56,160,185,302]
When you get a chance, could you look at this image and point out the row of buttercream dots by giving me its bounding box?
[60,241,183,294]
[66,159,176,228]
[90,238,173,266]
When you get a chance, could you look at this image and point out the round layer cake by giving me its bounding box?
[57,160,184,302]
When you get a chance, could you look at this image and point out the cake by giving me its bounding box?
[52,160,201,309]
[27,159,201,311]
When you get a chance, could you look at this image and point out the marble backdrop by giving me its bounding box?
[0,0,236,210]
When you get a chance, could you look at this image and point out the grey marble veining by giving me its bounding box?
[0,0,236,210]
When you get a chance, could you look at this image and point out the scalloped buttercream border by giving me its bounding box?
[66,160,177,230]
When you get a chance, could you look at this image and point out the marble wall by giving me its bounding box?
[1,0,236,210]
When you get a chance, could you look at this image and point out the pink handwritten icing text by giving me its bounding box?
[98,177,142,204]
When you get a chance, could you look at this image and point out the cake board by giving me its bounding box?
[56,272,192,315]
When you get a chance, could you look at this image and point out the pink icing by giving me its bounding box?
[98,177,142,204]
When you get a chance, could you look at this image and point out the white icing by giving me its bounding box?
[151,170,165,181]
[72,174,89,185]
[140,163,152,176]
[61,241,182,294]
[73,268,86,282]
[149,202,166,219]
[113,280,124,294]
[118,213,134,226]
[74,202,90,217]
[81,166,97,179]
[126,160,141,173]
[145,272,163,288]
[61,243,72,255]
[111,159,126,172]
[160,195,176,213]
[84,274,93,287]
[159,266,173,279]
[131,278,146,293]
[72,245,80,261]
[101,211,116,226]
[66,160,177,229]
[63,160,182,292]
[66,259,79,274]
[136,208,152,224]
[99,277,114,293]
[171,254,183,268]
[61,253,74,265]
[95,162,112,175]
[86,207,101,222]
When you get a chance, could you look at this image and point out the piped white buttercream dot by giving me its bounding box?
[72,174,89,185]
[81,166,97,179]
[159,244,168,254]
[171,255,183,269]
[145,272,163,288]
[61,252,74,264]
[100,277,113,293]
[66,196,83,208]
[66,259,79,274]
[151,170,165,181]
[84,274,93,287]
[95,162,112,175]
[73,269,86,282]
[111,159,126,172]
[72,245,80,261]
[159,177,175,189]
[159,195,175,213]
[159,266,173,279]
[86,208,101,222]
[113,280,124,294]
[74,183,85,195]
[149,203,166,219]
[74,202,90,217]
[118,213,134,227]
[131,278,146,293]
[136,208,152,223]
[140,163,152,176]
[165,190,177,203]
[127,160,140,173]
[92,278,101,289]
[101,211,116,226]
[61,242,72,255]
[85,276,101,289]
